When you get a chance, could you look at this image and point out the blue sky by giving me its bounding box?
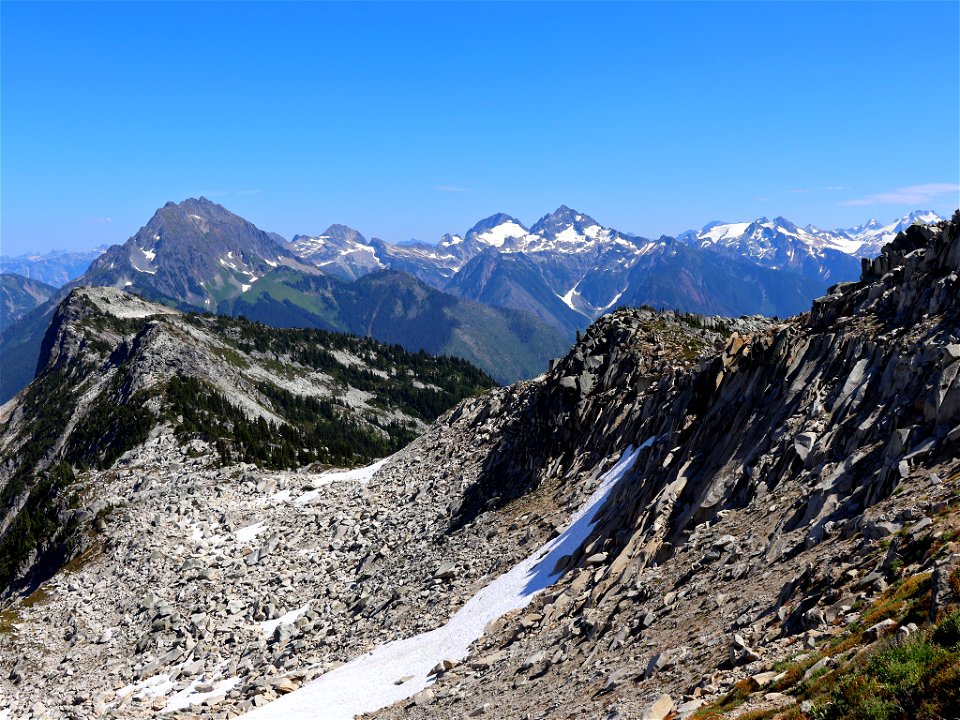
[2,1,958,255]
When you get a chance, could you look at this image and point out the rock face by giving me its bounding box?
[0,212,959,720]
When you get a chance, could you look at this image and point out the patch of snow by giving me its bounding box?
[554,226,586,245]
[700,222,750,244]
[124,280,133,287]
[476,222,527,247]
[583,224,605,240]
[559,283,581,311]
[269,489,291,504]
[240,443,648,720]
[163,677,239,714]
[235,522,268,545]
[265,259,278,267]
[261,605,310,636]
[295,458,389,505]
[241,284,252,293]
[143,248,157,262]
[317,458,388,485]
[115,673,175,700]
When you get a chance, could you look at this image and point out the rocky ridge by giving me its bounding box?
[0,286,493,596]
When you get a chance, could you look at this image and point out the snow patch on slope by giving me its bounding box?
[476,222,527,248]
[240,443,649,720]
[295,458,389,505]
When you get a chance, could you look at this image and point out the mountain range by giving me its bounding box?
[0,199,570,403]
[290,207,946,332]
[0,199,945,405]
[0,247,107,288]
[0,275,57,333]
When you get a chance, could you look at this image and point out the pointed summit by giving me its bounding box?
[529,206,600,239]
[77,197,312,310]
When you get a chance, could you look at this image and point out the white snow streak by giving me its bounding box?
[559,283,581,311]
[240,443,649,720]
[295,458,389,505]
[261,605,311,636]
[115,673,175,701]
[235,522,267,545]
[162,677,239,713]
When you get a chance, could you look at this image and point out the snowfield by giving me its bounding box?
[240,442,649,720]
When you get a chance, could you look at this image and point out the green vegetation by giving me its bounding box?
[813,611,960,720]
[1,301,496,594]
[0,366,80,506]
[189,312,495,420]
[690,565,960,720]
[223,267,567,384]
[165,375,417,469]
[691,677,760,719]
[65,381,155,470]
[0,463,79,591]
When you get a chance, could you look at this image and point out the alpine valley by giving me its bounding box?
[1,209,959,720]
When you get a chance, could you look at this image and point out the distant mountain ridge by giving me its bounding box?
[0,199,946,405]
[290,206,946,335]
[0,274,57,333]
[0,199,570,403]
[80,197,320,310]
[678,209,946,281]
[0,247,108,287]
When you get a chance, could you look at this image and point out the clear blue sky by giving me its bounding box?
[2,1,958,255]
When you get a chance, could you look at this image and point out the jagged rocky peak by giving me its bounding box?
[529,204,601,238]
[35,286,178,371]
[320,224,368,245]
[76,197,311,312]
[147,196,251,240]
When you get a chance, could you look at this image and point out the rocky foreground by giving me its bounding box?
[2,212,960,720]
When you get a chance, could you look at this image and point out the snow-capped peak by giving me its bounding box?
[464,214,529,248]
[843,210,946,258]
[529,206,600,239]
